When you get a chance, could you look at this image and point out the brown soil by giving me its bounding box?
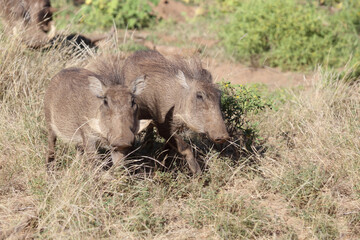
[140,38,311,88]
[89,0,312,89]
[111,27,312,88]
[206,59,312,88]
[150,0,196,22]
[137,0,311,88]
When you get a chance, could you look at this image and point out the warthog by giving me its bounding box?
[120,50,229,174]
[44,33,109,55]
[73,0,84,6]
[44,65,145,169]
[0,0,56,47]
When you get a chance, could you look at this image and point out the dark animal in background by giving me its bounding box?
[0,0,56,48]
[44,64,145,170]
[73,0,85,6]
[44,33,106,54]
[119,50,229,174]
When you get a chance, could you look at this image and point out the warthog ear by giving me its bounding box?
[132,75,146,96]
[176,70,189,89]
[201,69,213,83]
[88,76,104,97]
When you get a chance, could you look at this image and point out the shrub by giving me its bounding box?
[218,0,360,71]
[333,0,360,34]
[79,0,158,30]
[218,82,271,148]
[214,0,243,13]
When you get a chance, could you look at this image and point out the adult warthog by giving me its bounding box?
[0,0,56,48]
[44,65,145,170]
[120,50,229,174]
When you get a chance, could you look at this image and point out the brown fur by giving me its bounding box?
[44,66,145,170]
[118,50,229,174]
[86,53,127,86]
[0,0,55,48]
[73,0,84,6]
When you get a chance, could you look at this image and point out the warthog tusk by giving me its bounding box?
[137,120,153,133]
[48,24,56,39]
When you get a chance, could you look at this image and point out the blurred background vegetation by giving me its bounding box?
[52,0,360,74]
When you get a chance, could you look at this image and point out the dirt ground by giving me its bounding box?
[144,0,312,88]
[112,29,312,89]
[82,0,312,89]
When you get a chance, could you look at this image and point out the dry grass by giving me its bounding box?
[255,70,360,239]
[0,27,359,239]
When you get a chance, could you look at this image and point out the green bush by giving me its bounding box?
[218,0,360,71]
[335,0,360,34]
[218,82,271,145]
[79,0,158,30]
[214,0,243,12]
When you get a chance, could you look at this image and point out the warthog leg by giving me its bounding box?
[156,123,201,175]
[46,128,57,171]
[174,135,201,175]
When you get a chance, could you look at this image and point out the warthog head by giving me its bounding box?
[89,76,145,150]
[172,69,229,143]
[16,0,55,33]
[35,0,55,33]
[1,0,56,47]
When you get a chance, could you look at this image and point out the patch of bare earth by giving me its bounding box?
[116,29,312,88]
[204,59,312,88]
[150,0,196,23]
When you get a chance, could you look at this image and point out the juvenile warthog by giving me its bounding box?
[120,50,229,174]
[44,67,145,169]
[0,0,56,47]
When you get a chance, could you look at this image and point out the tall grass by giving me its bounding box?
[0,29,359,239]
[256,69,360,238]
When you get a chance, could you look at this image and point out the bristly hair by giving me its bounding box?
[88,53,126,86]
[166,53,220,99]
[125,50,175,77]
[166,54,213,83]
[127,50,213,84]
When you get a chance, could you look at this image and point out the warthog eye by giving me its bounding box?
[103,97,108,106]
[196,92,204,100]
[131,97,136,108]
[97,96,108,107]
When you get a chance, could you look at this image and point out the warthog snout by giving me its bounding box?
[213,135,230,144]
[109,137,134,150]
[208,129,230,144]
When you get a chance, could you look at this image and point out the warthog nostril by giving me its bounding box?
[214,138,227,144]
[111,144,132,152]
[213,134,230,143]
[110,139,132,150]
